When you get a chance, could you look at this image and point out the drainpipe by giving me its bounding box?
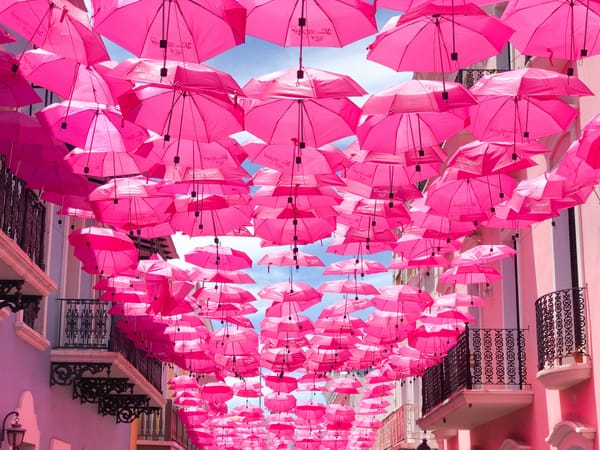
[512,234,523,389]
[568,207,585,351]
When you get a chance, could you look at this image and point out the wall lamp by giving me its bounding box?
[1,412,25,449]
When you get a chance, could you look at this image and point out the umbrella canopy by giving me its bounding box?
[367,4,514,73]
[0,0,109,65]
[501,0,600,65]
[240,0,377,47]
[92,0,246,72]
[244,66,366,99]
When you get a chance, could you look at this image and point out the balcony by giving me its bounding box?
[137,400,199,450]
[50,299,165,423]
[373,405,436,450]
[417,328,533,432]
[0,155,55,313]
[535,288,592,390]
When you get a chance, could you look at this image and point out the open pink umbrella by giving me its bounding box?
[88,177,174,231]
[362,79,477,114]
[445,140,549,177]
[92,0,246,75]
[469,95,579,142]
[439,264,503,284]
[425,172,518,224]
[244,140,349,176]
[64,146,143,177]
[244,66,366,99]
[0,0,109,66]
[367,4,513,73]
[240,0,376,48]
[501,0,600,69]
[0,110,55,145]
[119,85,243,142]
[37,100,149,151]
[253,208,336,245]
[18,48,127,105]
[433,293,487,307]
[133,135,246,173]
[264,392,297,412]
[242,97,361,147]
[323,258,387,276]
[184,244,252,270]
[258,249,324,269]
[0,64,42,107]
[452,244,517,265]
[318,279,379,296]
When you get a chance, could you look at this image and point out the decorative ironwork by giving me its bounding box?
[422,327,527,415]
[535,287,587,370]
[73,378,134,404]
[138,400,200,450]
[58,299,111,348]
[0,279,42,314]
[454,68,509,88]
[50,362,112,386]
[0,154,46,269]
[99,394,160,424]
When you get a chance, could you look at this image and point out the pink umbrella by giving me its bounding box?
[0,0,109,66]
[372,284,434,308]
[244,66,366,99]
[37,100,148,151]
[470,67,592,97]
[253,208,336,245]
[133,135,246,173]
[0,110,55,145]
[92,0,246,75]
[244,141,349,176]
[575,114,600,169]
[501,0,600,68]
[318,298,371,318]
[425,173,518,224]
[445,140,550,177]
[433,293,487,307]
[362,79,477,114]
[469,95,579,142]
[251,186,342,210]
[184,244,252,270]
[251,167,346,188]
[18,49,127,105]
[295,401,326,421]
[88,177,174,231]
[393,231,462,259]
[260,315,315,338]
[119,85,243,142]
[64,146,143,177]
[200,382,234,403]
[264,392,297,412]
[0,65,42,107]
[258,249,324,269]
[318,279,379,296]
[439,264,503,284]
[452,244,517,265]
[240,0,376,48]
[233,381,264,398]
[264,374,298,393]
[357,110,468,155]
[367,4,513,73]
[327,377,362,394]
[388,253,451,270]
[241,97,361,147]
[258,281,323,304]
[323,258,387,276]
[409,198,477,239]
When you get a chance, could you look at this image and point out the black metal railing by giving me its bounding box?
[455,68,509,88]
[422,327,527,415]
[56,299,163,393]
[138,400,199,450]
[0,155,46,269]
[22,299,40,329]
[535,287,587,371]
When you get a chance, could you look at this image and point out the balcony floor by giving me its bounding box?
[417,389,534,431]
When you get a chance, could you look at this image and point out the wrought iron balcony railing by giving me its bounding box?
[0,154,46,269]
[455,68,509,88]
[138,399,199,450]
[535,287,587,371]
[56,298,163,393]
[421,327,527,416]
